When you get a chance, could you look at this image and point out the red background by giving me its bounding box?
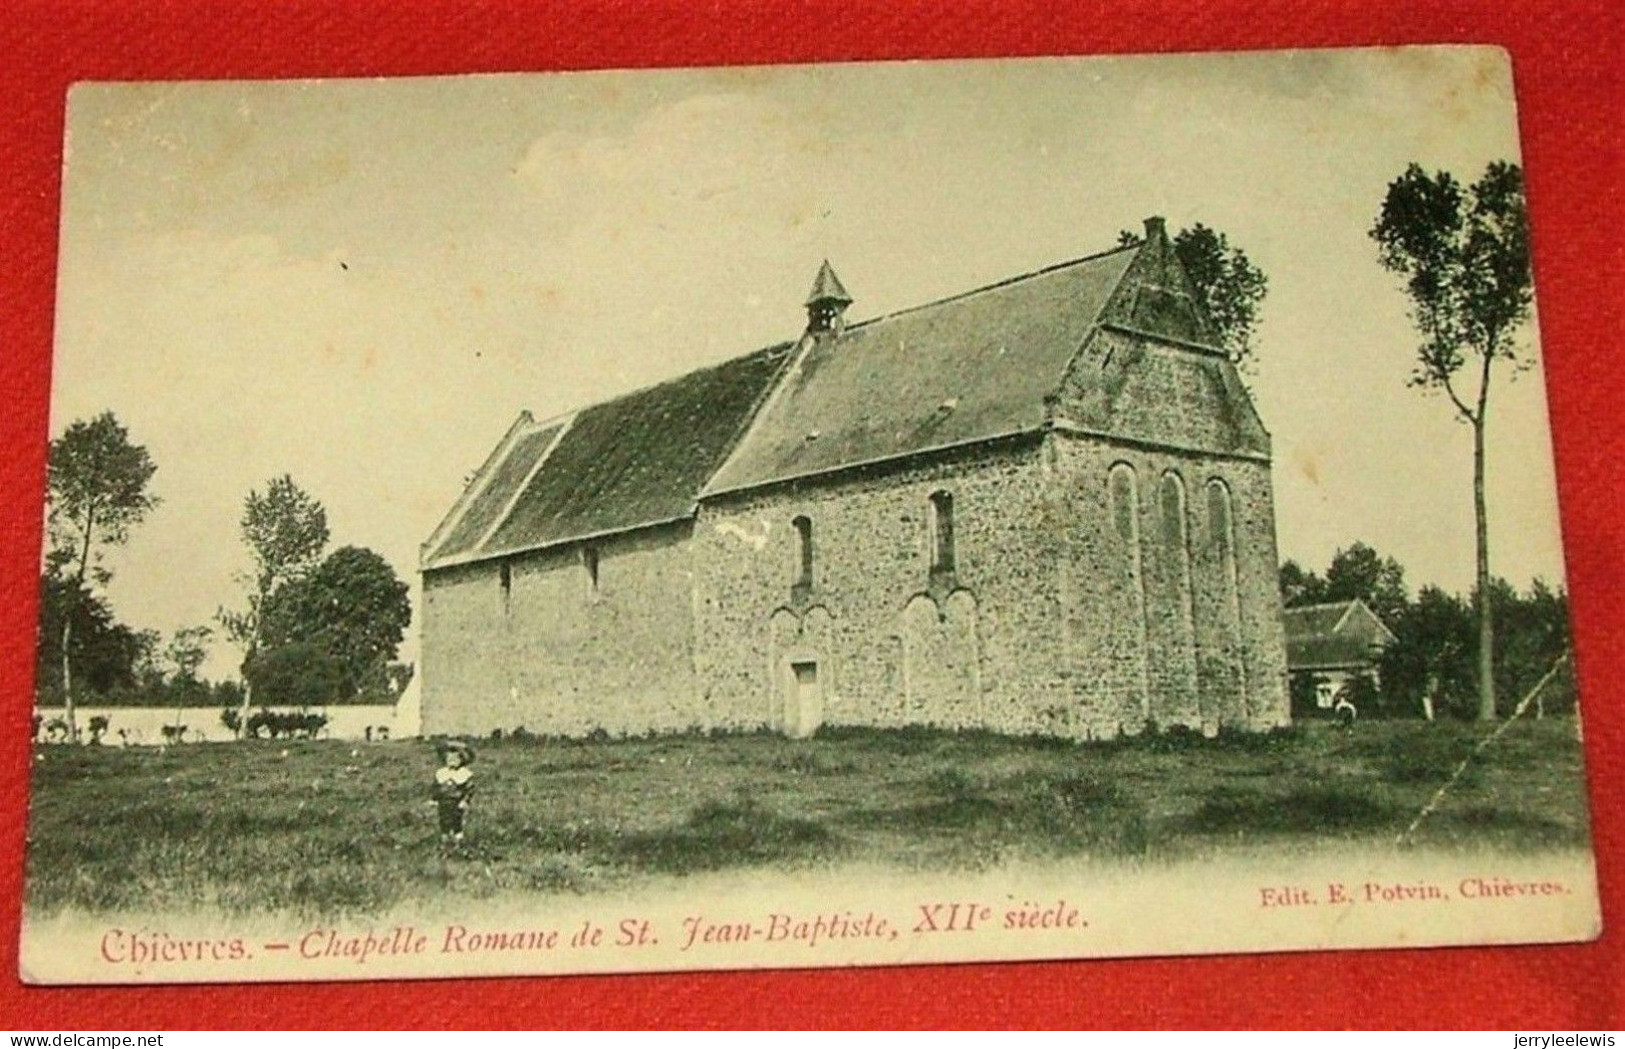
[1,0,1621,1030]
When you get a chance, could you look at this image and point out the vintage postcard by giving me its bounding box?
[21,47,1599,984]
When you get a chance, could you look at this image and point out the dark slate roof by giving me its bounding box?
[1282,600,1397,671]
[705,247,1139,495]
[423,342,793,569]
[430,421,565,562]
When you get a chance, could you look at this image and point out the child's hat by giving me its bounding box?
[436,738,476,763]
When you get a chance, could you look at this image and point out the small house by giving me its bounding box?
[1281,599,1396,714]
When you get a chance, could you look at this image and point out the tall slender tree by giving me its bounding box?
[44,412,159,739]
[1371,161,1534,720]
[218,476,328,737]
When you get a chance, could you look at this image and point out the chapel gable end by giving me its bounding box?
[1049,218,1270,462]
[1098,216,1217,348]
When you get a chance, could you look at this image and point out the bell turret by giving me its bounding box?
[804,260,852,335]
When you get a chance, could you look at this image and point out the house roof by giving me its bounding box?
[1281,599,1398,671]
[429,419,566,563]
[423,221,1271,571]
[705,246,1141,496]
[423,342,794,570]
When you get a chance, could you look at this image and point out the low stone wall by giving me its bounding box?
[31,704,407,743]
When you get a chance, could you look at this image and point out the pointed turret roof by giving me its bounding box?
[804,260,852,306]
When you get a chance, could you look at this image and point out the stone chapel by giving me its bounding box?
[420,218,1291,739]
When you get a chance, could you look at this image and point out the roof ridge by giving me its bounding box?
[696,332,811,502]
[515,404,581,434]
[465,413,575,558]
[1283,599,1360,612]
[528,339,797,427]
[512,242,1135,429]
[844,242,1141,333]
[420,409,538,560]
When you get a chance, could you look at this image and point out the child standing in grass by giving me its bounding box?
[432,740,475,847]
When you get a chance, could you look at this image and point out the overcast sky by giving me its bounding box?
[50,48,1565,680]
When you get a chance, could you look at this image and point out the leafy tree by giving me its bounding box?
[1379,578,1571,720]
[35,575,147,700]
[1278,559,1327,607]
[385,662,415,696]
[165,625,212,683]
[131,627,167,692]
[260,546,412,699]
[1173,224,1269,371]
[43,413,159,738]
[1280,543,1407,625]
[1322,542,1409,626]
[1490,577,1571,715]
[218,476,329,736]
[213,678,245,712]
[1371,161,1534,720]
[1380,585,1475,719]
[1120,223,1269,371]
[243,642,345,711]
[163,625,214,712]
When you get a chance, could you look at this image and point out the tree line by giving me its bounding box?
[39,413,411,739]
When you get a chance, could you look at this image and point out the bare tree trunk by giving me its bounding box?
[1473,384,1496,722]
[61,617,76,742]
[239,673,254,741]
[237,612,259,740]
[64,507,96,743]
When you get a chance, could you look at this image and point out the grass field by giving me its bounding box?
[25,718,1593,919]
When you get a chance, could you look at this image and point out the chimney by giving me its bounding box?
[1143,215,1167,243]
[804,260,853,335]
